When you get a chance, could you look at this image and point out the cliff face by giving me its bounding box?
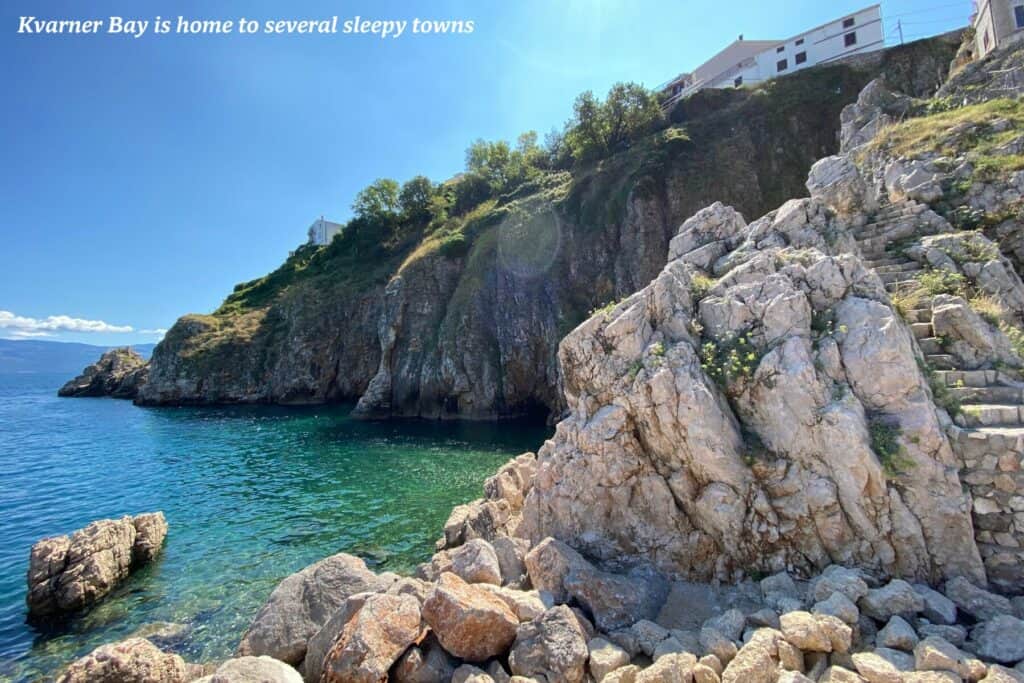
[135,36,961,419]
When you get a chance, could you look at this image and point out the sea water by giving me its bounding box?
[0,373,548,681]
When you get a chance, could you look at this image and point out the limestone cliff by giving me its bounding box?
[130,36,960,419]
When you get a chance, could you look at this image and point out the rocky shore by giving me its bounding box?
[57,347,149,399]
[42,33,1024,683]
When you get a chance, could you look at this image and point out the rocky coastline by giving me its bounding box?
[40,32,1024,683]
[57,347,149,399]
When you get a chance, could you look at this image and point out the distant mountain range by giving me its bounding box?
[0,339,155,375]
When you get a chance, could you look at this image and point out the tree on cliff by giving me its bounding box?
[563,82,663,163]
[352,178,401,222]
[398,175,436,223]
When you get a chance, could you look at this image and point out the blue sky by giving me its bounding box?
[0,0,970,344]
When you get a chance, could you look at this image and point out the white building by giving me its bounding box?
[973,0,1024,58]
[307,216,345,246]
[660,5,884,108]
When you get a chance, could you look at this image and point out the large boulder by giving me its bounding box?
[806,156,874,216]
[971,615,1024,665]
[524,537,669,631]
[194,656,302,683]
[56,638,189,683]
[58,347,149,399]
[392,633,457,683]
[237,553,395,665]
[27,513,168,618]
[944,578,1014,621]
[421,572,518,662]
[508,606,591,683]
[319,593,423,683]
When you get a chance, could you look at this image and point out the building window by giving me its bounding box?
[843,17,855,28]
[777,59,788,72]
[795,38,804,46]
[734,76,743,87]
[795,51,807,65]
[845,31,857,47]
[776,45,785,52]
[1016,5,1024,28]
[984,30,991,50]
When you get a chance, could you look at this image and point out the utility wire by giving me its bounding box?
[884,2,974,19]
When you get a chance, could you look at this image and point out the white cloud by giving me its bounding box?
[138,328,168,337]
[0,310,135,336]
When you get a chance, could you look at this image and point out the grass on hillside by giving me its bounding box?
[870,98,1024,179]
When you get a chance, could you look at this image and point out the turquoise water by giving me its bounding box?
[0,373,548,682]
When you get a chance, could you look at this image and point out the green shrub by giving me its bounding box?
[915,269,966,297]
[438,232,469,258]
[690,274,716,300]
[868,416,915,478]
[999,321,1024,360]
[700,331,762,390]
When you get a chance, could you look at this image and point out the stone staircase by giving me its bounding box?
[855,201,1024,434]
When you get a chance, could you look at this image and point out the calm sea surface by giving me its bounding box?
[0,373,548,682]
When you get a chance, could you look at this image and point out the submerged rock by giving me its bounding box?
[58,347,148,399]
[27,512,167,618]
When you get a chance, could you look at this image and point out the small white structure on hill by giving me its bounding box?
[660,4,884,108]
[308,216,345,246]
[973,0,1024,58]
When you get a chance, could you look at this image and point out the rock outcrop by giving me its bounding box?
[27,512,168,618]
[516,196,982,586]
[58,347,149,399]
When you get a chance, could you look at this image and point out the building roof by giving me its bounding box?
[659,3,881,91]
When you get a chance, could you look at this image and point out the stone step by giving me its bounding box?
[934,369,1002,388]
[960,425,1024,440]
[854,222,917,240]
[926,354,958,370]
[874,261,920,274]
[954,403,1024,428]
[910,322,934,339]
[905,308,932,323]
[885,279,922,293]
[950,385,1024,404]
[880,269,924,285]
[864,256,911,268]
[918,337,945,355]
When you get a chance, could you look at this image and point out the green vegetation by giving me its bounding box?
[914,269,967,297]
[918,358,962,417]
[700,331,763,391]
[868,416,915,478]
[562,83,664,163]
[970,294,1005,325]
[690,273,716,300]
[870,98,1024,180]
[1000,321,1024,360]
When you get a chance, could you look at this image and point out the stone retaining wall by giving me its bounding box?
[950,425,1024,593]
